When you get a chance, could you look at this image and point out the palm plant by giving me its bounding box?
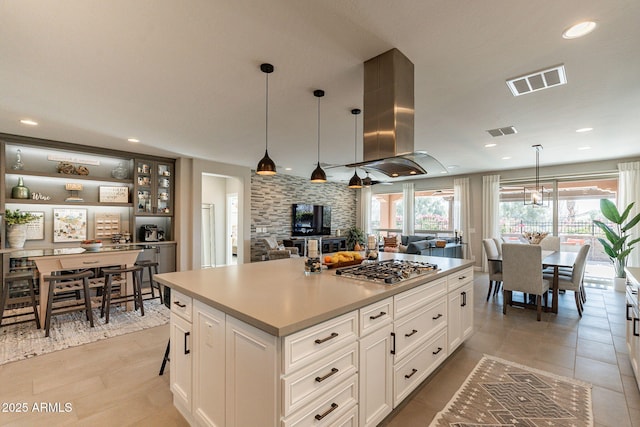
[593,199,640,278]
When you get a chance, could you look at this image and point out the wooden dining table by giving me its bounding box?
[488,250,578,314]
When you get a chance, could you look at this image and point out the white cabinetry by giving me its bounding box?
[358,298,393,427]
[626,284,640,390]
[170,289,194,417]
[447,267,474,354]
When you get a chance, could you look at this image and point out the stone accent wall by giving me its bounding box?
[251,173,357,261]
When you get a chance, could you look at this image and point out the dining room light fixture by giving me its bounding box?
[523,144,548,207]
[256,63,277,176]
[348,108,363,188]
[310,89,327,183]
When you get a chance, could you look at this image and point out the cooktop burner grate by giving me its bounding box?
[335,259,439,284]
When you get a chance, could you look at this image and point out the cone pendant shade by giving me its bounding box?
[348,108,362,188]
[257,149,276,175]
[310,89,326,183]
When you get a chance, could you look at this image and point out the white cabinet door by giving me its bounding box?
[193,301,226,427]
[359,324,393,427]
[226,315,278,427]
[460,281,474,342]
[447,290,463,353]
[170,312,192,414]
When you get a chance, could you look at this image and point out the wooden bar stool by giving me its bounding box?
[135,259,163,304]
[43,270,94,337]
[1,271,41,329]
[100,265,145,324]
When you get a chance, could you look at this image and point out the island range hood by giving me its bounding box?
[347,48,444,178]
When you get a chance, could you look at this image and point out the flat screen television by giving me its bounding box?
[292,204,331,236]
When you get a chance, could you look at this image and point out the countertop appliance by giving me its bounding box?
[139,224,161,242]
[335,259,439,284]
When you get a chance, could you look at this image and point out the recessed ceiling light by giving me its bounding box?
[20,119,38,126]
[284,167,292,171]
[127,138,140,143]
[575,127,593,133]
[502,156,512,160]
[484,143,497,148]
[578,146,592,150]
[562,21,597,39]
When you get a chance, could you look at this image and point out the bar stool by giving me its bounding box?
[159,286,171,376]
[100,265,145,324]
[1,271,41,329]
[43,270,94,337]
[135,259,163,304]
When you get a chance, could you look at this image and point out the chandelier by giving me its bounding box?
[523,144,548,207]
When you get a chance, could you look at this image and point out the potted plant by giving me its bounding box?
[345,226,365,251]
[593,199,640,290]
[4,209,36,248]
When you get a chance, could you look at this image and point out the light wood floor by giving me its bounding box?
[1,273,639,426]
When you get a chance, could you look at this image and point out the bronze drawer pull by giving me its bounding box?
[315,367,339,383]
[404,368,418,379]
[82,261,100,264]
[635,318,639,337]
[314,403,338,420]
[405,329,418,337]
[627,303,633,321]
[458,275,466,280]
[432,346,443,355]
[432,313,443,320]
[314,332,338,344]
[173,301,186,308]
[184,331,190,355]
[369,311,386,320]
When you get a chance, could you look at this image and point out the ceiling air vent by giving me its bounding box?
[506,64,567,96]
[486,126,517,137]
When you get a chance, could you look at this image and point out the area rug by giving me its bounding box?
[430,355,593,427]
[0,299,169,366]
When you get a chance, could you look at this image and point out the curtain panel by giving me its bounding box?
[482,175,501,272]
[454,177,472,259]
[619,161,640,268]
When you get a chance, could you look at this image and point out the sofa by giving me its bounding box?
[401,235,462,258]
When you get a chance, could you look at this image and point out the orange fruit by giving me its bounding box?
[324,255,333,263]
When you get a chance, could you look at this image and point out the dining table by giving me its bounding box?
[488,249,578,314]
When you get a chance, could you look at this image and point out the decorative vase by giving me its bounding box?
[614,276,627,292]
[11,177,31,199]
[111,162,128,179]
[6,224,27,248]
[304,238,322,275]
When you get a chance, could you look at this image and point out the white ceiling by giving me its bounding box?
[1,1,639,183]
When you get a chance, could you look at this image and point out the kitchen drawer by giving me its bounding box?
[170,289,193,322]
[282,342,358,417]
[283,311,358,374]
[447,267,473,292]
[359,297,393,336]
[57,250,140,270]
[393,329,448,406]
[282,375,358,427]
[332,405,358,427]
[394,296,447,361]
[394,277,446,318]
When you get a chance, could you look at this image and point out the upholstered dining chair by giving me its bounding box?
[482,238,503,301]
[539,235,561,251]
[543,244,590,316]
[492,237,503,256]
[502,243,550,321]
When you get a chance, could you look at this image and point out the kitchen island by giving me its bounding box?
[155,252,474,427]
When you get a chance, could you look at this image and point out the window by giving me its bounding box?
[414,190,452,232]
[371,192,403,234]
[499,182,554,240]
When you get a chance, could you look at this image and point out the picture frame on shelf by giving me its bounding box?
[25,211,45,240]
[53,208,87,242]
[99,186,129,203]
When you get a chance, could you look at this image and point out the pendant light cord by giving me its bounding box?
[317,96,321,163]
[265,72,269,151]
[354,113,357,162]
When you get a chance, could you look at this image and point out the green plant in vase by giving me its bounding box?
[345,226,365,251]
[4,209,37,249]
[593,199,640,279]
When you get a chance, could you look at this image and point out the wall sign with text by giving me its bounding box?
[99,186,129,203]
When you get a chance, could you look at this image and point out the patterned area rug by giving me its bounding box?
[430,355,593,427]
[0,299,169,366]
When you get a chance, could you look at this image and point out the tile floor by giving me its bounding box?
[0,272,638,426]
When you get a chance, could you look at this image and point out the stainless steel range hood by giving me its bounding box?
[346,48,430,178]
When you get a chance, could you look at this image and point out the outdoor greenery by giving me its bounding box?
[593,199,640,278]
[3,209,37,226]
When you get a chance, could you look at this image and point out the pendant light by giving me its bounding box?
[348,108,363,189]
[256,63,277,176]
[310,89,327,183]
[523,144,548,206]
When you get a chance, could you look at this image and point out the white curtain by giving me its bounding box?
[482,175,501,272]
[361,186,372,235]
[619,161,640,268]
[453,177,473,260]
[402,182,415,237]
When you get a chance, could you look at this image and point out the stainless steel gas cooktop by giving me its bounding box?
[334,259,439,285]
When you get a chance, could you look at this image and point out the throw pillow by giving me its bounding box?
[383,237,398,248]
[398,244,408,253]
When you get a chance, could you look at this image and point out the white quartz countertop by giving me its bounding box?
[155,253,473,337]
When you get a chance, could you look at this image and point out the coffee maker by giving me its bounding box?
[139,225,159,242]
